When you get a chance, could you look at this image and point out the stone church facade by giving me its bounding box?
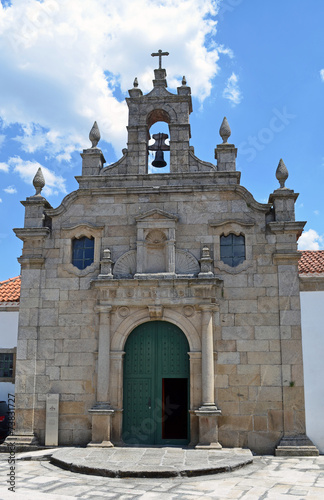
[9,57,318,454]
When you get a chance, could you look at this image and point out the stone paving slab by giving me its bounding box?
[1,453,324,499]
[50,447,253,478]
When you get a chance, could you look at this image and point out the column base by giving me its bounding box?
[88,403,115,448]
[0,432,40,452]
[87,440,114,448]
[275,435,319,456]
[195,406,222,449]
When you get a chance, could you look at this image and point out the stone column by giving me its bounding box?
[195,305,222,449]
[166,228,175,273]
[136,229,145,274]
[88,304,114,447]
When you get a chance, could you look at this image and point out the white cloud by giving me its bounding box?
[3,185,17,194]
[223,72,242,105]
[314,210,320,215]
[0,134,5,149]
[320,69,324,82]
[298,229,324,250]
[0,0,225,161]
[0,162,9,172]
[8,156,66,196]
[0,198,2,203]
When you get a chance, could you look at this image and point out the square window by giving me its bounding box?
[220,233,246,268]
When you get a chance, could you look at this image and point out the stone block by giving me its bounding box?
[69,352,94,366]
[268,410,284,432]
[257,297,278,313]
[255,326,280,339]
[229,374,261,386]
[283,386,305,410]
[63,339,97,353]
[215,374,229,388]
[218,402,239,415]
[253,416,268,431]
[217,352,240,364]
[269,340,280,351]
[253,274,277,288]
[247,431,280,454]
[58,313,93,327]
[59,301,82,314]
[228,300,258,314]
[280,310,301,326]
[215,364,237,375]
[250,386,282,402]
[220,314,234,326]
[60,402,85,414]
[218,387,249,402]
[235,313,278,326]
[61,366,93,380]
[237,340,269,352]
[37,340,55,359]
[222,326,254,340]
[261,365,282,386]
[51,380,91,394]
[237,365,261,376]
[46,366,60,380]
[240,401,282,415]
[247,351,281,365]
[218,415,253,431]
[278,266,300,296]
[281,340,303,364]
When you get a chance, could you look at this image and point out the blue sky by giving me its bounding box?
[0,0,323,281]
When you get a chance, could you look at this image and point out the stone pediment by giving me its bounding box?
[135,209,178,222]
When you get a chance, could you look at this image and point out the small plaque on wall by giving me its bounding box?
[45,394,59,446]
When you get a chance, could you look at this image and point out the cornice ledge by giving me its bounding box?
[272,251,301,264]
[135,208,178,221]
[268,221,307,234]
[209,218,255,228]
[13,228,50,241]
[61,222,105,231]
[90,276,223,288]
[188,149,217,171]
[232,185,272,212]
[101,150,128,174]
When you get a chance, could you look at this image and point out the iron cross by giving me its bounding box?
[151,49,169,69]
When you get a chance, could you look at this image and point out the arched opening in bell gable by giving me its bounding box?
[147,109,171,174]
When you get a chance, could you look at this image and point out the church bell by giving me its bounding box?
[152,149,167,168]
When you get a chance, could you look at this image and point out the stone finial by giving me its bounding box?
[276,158,289,188]
[198,245,214,277]
[33,167,45,196]
[89,121,100,148]
[99,248,113,278]
[219,117,231,144]
[133,77,138,88]
[182,76,187,86]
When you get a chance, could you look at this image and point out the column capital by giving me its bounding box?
[198,303,219,312]
[95,304,112,314]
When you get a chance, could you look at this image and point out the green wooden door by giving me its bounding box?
[123,321,190,445]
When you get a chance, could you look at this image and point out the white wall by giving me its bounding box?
[0,310,18,402]
[300,291,324,454]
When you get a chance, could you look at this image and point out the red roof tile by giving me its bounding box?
[0,276,21,302]
[298,251,324,275]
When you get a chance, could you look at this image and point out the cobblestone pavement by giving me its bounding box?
[0,453,323,499]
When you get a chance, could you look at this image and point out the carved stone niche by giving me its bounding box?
[134,209,178,277]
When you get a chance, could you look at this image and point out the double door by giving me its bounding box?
[123,321,190,445]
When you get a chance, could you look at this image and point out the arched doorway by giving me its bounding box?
[122,321,190,445]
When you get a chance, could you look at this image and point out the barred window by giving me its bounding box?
[0,353,14,378]
[220,234,245,267]
[72,237,94,270]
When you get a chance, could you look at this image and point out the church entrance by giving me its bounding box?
[122,321,190,445]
